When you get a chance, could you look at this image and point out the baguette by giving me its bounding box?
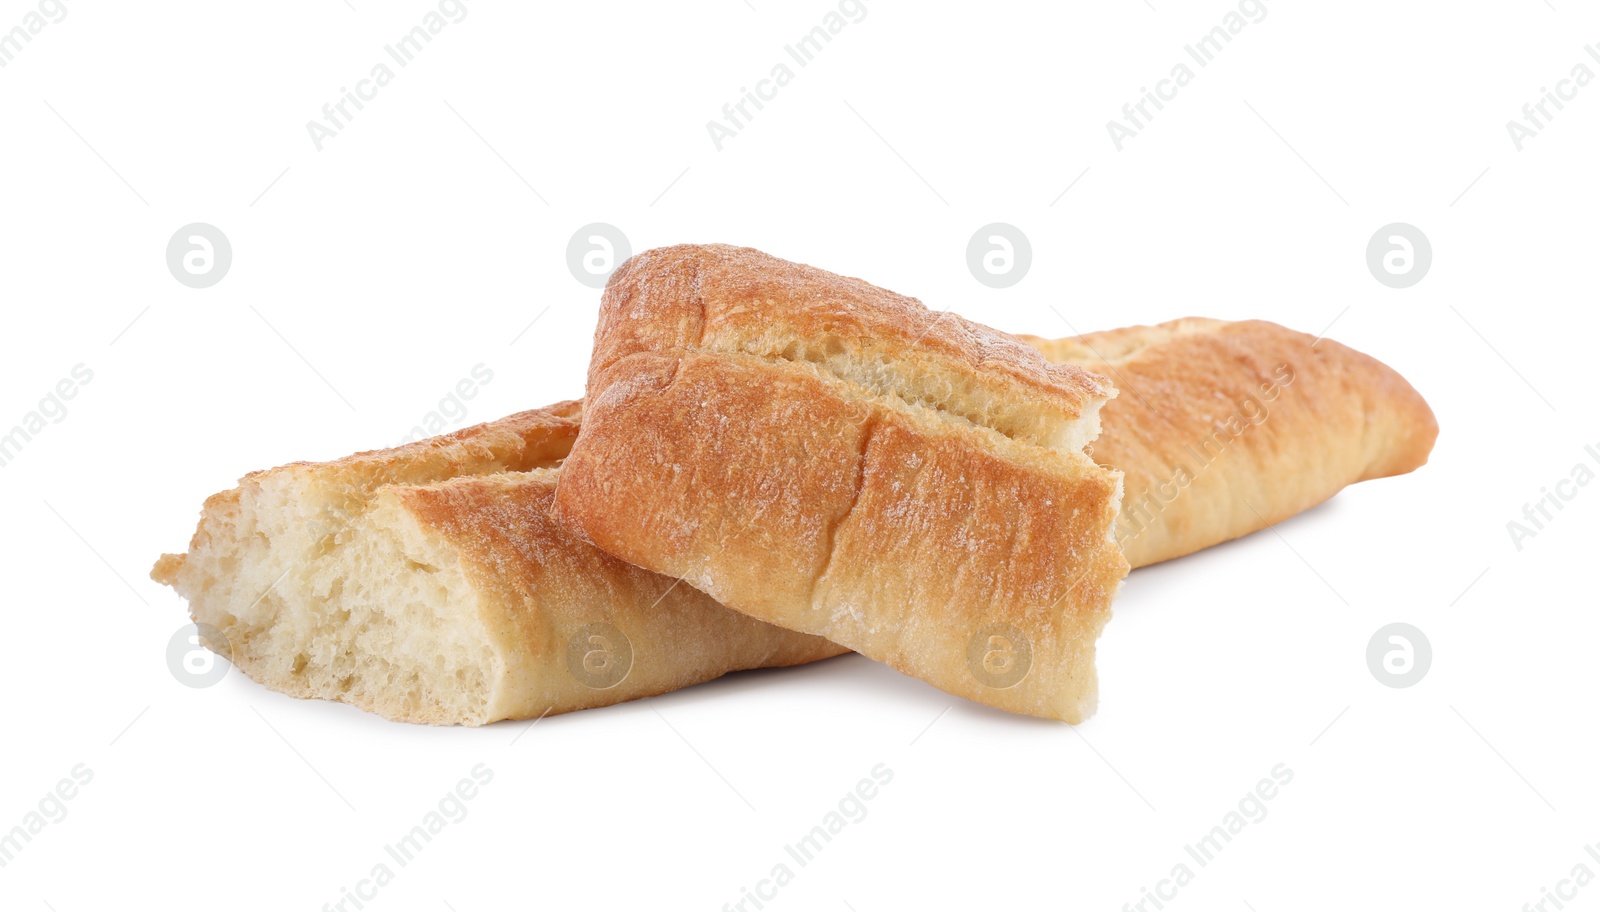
[1020,318,1438,568]
[151,402,846,726]
[153,314,1434,725]
[553,245,1129,723]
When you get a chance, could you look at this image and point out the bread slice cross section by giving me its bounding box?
[554,245,1130,723]
[152,401,846,725]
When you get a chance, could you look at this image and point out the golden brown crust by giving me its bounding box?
[249,401,585,487]
[1019,318,1438,567]
[557,246,1129,722]
[592,244,1116,446]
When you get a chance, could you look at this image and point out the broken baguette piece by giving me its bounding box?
[554,244,1130,723]
[1020,318,1438,568]
[151,402,846,726]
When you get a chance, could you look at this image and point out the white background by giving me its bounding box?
[2,1,1597,910]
